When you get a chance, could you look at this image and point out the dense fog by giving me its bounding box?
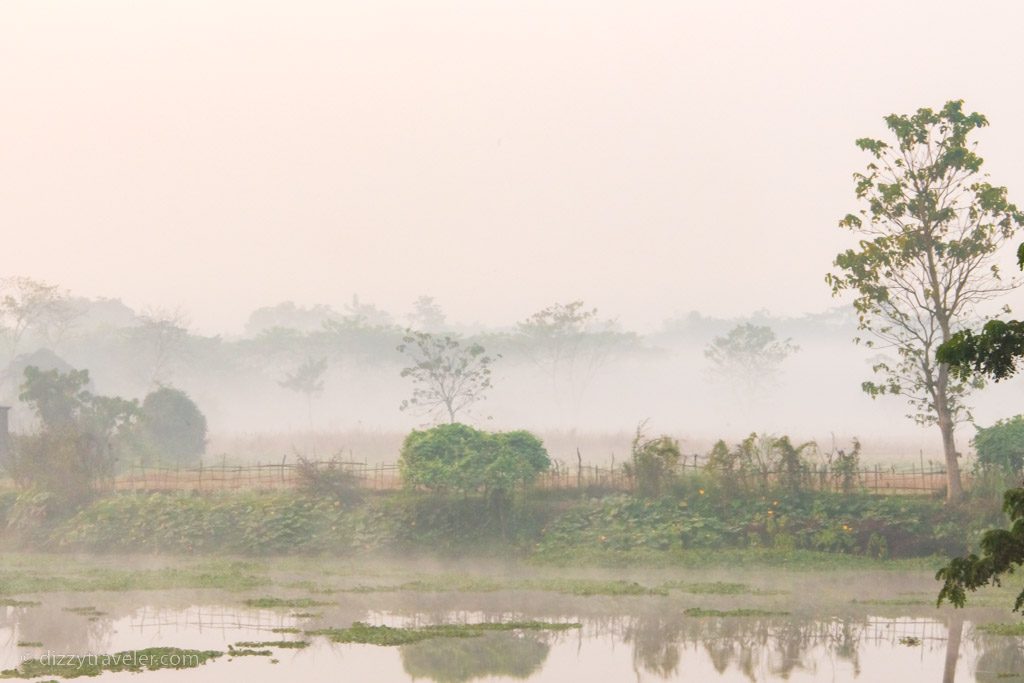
[0,293,1020,464]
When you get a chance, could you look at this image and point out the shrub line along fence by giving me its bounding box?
[108,455,962,496]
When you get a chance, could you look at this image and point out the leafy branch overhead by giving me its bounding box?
[936,242,1024,380]
[937,488,1024,613]
[397,330,498,424]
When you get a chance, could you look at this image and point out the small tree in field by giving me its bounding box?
[397,330,497,424]
[138,386,207,466]
[4,367,137,508]
[516,300,634,424]
[827,100,1024,502]
[704,323,798,394]
[279,357,328,431]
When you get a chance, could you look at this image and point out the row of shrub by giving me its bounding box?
[0,485,986,560]
[0,488,557,556]
[534,490,975,559]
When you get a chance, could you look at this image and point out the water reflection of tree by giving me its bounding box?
[399,632,550,683]
[627,616,682,678]
[624,615,866,681]
[973,639,1024,681]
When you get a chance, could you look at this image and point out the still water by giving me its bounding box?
[0,590,1020,682]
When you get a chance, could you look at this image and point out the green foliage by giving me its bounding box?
[4,367,139,507]
[825,438,862,494]
[976,622,1024,636]
[399,424,550,496]
[973,416,1024,476]
[773,436,814,494]
[294,457,362,502]
[0,560,267,594]
[940,319,1024,381]
[53,492,364,555]
[624,423,681,498]
[702,433,816,494]
[380,493,550,553]
[537,491,968,559]
[138,387,207,466]
[398,331,497,423]
[937,487,1024,611]
[232,641,309,649]
[17,366,92,428]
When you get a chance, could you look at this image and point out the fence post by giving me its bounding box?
[576,448,582,490]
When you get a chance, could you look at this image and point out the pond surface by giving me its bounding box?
[0,588,1021,682]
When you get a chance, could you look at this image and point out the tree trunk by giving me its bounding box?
[935,384,963,503]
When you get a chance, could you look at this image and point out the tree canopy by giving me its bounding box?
[397,331,497,424]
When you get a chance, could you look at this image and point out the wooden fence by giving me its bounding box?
[110,456,960,496]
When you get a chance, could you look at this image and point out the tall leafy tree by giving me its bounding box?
[827,100,1024,502]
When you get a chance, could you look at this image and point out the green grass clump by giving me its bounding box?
[344,576,663,596]
[227,647,272,657]
[0,648,222,679]
[270,627,301,634]
[15,642,42,648]
[662,581,776,595]
[683,607,788,617]
[243,597,331,609]
[852,597,931,606]
[0,598,40,607]
[977,622,1024,636]
[233,640,309,649]
[309,621,580,646]
[0,560,268,595]
[898,636,922,646]
[520,578,664,596]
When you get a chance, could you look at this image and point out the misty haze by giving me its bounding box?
[2,1,1024,682]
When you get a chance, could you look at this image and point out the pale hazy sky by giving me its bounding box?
[3,0,1024,334]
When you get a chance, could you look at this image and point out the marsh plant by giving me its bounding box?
[623,422,681,498]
